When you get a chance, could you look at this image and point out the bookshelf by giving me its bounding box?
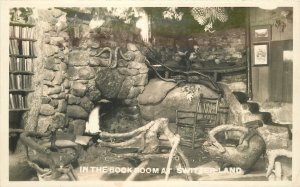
[9,22,36,112]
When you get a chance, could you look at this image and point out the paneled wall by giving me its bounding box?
[250,7,293,103]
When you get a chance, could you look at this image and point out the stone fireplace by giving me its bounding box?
[26,8,149,138]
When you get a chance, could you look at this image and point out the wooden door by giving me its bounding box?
[270,40,293,102]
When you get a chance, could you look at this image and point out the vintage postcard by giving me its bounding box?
[0,0,299,187]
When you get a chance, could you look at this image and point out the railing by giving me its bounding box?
[145,57,224,95]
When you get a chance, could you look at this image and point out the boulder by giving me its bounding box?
[138,79,177,105]
[86,89,102,102]
[117,78,134,99]
[122,98,138,106]
[51,8,63,18]
[87,39,100,49]
[44,57,60,71]
[118,68,139,76]
[44,44,59,57]
[80,97,94,113]
[68,50,89,66]
[78,67,96,80]
[42,85,49,96]
[71,82,87,97]
[52,112,66,129]
[41,97,51,104]
[127,86,144,99]
[69,119,86,135]
[95,68,125,98]
[37,116,53,133]
[89,57,102,66]
[58,31,69,41]
[128,61,147,69]
[127,43,138,51]
[118,59,130,67]
[139,66,148,74]
[44,33,51,44]
[257,125,290,149]
[48,85,62,95]
[49,99,59,108]
[50,37,64,46]
[67,105,88,119]
[43,69,55,81]
[43,80,54,87]
[52,71,64,85]
[38,9,57,25]
[139,84,219,122]
[60,62,67,72]
[50,92,66,99]
[66,66,79,80]
[57,99,67,112]
[68,95,81,105]
[132,73,148,86]
[63,79,71,89]
[39,104,55,116]
[55,15,68,32]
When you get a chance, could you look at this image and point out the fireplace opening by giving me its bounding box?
[98,98,142,133]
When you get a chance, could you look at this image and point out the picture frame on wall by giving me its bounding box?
[251,25,272,42]
[253,43,269,66]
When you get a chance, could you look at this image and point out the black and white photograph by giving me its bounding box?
[254,44,268,65]
[0,1,299,187]
[251,25,272,42]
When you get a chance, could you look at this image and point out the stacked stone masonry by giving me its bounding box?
[36,8,70,133]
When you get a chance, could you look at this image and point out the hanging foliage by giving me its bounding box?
[190,7,228,33]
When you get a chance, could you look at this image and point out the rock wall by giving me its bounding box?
[26,9,150,135]
[24,8,70,133]
[66,43,149,134]
[37,9,70,133]
[63,16,148,134]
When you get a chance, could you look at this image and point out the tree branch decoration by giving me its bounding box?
[96,118,193,181]
[266,149,292,180]
[163,7,229,33]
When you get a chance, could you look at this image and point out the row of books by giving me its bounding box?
[9,74,32,90]
[9,26,35,39]
[9,40,35,56]
[9,94,28,109]
[9,57,34,72]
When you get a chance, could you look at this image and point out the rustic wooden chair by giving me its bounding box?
[176,94,221,149]
[20,129,79,181]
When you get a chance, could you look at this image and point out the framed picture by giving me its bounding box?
[253,43,269,66]
[251,25,271,42]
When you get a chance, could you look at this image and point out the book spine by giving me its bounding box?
[24,95,28,108]
[9,94,16,109]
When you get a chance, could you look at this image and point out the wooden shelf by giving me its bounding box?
[9,89,34,93]
[9,54,37,58]
[9,71,34,75]
[9,20,35,114]
[10,21,35,27]
[9,37,37,42]
[9,108,30,112]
